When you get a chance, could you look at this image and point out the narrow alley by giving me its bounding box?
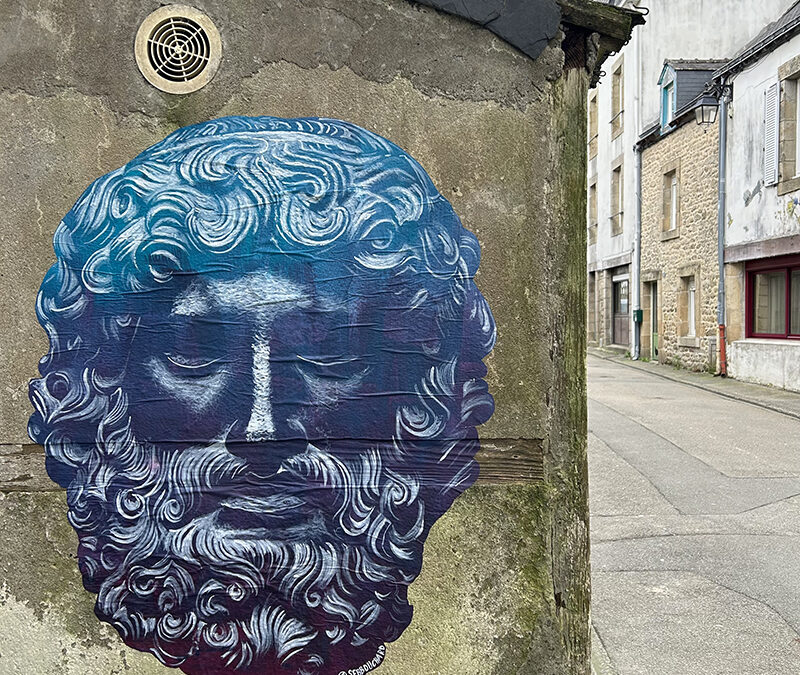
[589,354,800,675]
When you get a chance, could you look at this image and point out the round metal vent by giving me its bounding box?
[135,5,221,94]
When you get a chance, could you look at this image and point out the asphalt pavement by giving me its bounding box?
[588,352,800,675]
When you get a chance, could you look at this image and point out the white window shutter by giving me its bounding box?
[764,82,780,186]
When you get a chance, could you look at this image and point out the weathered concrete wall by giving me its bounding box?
[640,119,720,372]
[0,1,594,672]
[728,339,800,392]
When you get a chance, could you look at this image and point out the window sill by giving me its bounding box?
[738,337,800,345]
[661,228,680,241]
[678,336,700,348]
[777,175,800,196]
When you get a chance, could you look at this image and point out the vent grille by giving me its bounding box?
[135,6,221,94]
[147,17,210,82]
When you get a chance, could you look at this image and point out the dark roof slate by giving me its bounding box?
[412,0,645,63]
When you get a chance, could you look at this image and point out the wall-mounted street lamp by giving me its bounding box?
[695,92,720,126]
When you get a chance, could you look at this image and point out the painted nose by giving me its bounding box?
[245,331,275,441]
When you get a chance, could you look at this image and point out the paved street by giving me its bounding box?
[589,354,800,675]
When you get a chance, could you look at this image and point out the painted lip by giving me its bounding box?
[215,492,319,536]
[219,493,305,514]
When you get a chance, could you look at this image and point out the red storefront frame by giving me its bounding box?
[745,253,800,339]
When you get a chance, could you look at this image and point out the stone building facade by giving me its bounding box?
[586,0,793,354]
[639,112,720,371]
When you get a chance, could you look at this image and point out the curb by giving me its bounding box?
[588,349,800,422]
[590,624,618,675]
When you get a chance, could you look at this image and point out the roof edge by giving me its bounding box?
[557,0,646,44]
[411,0,643,83]
[558,0,645,87]
[636,91,709,148]
[714,13,800,81]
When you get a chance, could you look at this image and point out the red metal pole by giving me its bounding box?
[719,324,727,376]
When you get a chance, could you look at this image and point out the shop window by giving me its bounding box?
[746,256,800,338]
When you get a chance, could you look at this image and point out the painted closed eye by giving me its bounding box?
[164,352,223,376]
[295,354,368,384]
[295,354,360,367]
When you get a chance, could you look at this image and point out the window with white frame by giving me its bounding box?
[795,81,800,177]
[662,80,675,128]
[589,92,598,159]
[589,181,598,244]
[778,55,800,193]
[611,59,624,138]
[687,278,696,337]
[662,169,679,232]
[679,275,697,339]
[611,162,623,235]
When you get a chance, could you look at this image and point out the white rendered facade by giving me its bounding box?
[722,23,800,390]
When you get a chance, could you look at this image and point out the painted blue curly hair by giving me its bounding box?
[27,116,496,673]
[30,116,495,491]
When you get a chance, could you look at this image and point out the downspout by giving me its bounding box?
[717,86,729,376]
[632,141,642,360]
[631,25,642,360]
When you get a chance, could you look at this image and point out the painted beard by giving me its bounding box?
[61,430,427,675]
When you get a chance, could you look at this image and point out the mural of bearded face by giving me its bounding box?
[28,116,496,675]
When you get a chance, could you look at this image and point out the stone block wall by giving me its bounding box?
[725,262,746,342]
[640,118,720,371]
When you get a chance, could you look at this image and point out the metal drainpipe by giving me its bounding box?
[631,26,642,361]
[632,142,642,360]
[717,87,729,376]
